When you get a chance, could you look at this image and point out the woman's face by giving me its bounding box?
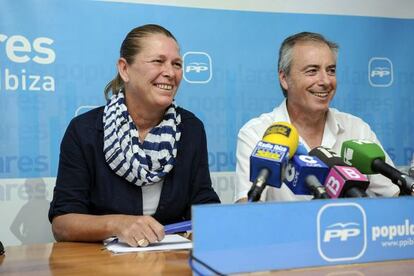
[119,34,183,111]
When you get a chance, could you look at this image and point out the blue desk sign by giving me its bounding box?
[192,197,414,275]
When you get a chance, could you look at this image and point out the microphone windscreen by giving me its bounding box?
[341,140,386,174]
[324,165,369,198]
[284,154,329,195]
[250,141,289,188]
[262,122,299,158]
[309,146,345,167]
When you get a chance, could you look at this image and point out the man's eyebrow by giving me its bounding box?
[302,64,320,70]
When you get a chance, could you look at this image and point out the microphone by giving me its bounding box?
[295,141,309,156]
[309,147,369,198]
[284,154,330,199]
[248,122,299,202]
[341,140,414,195]
[262,121,299,156]
[0,240,4,256]
[248,141,290,201]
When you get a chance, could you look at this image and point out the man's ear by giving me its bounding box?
[279,70,289,91]
[117,58,129,83]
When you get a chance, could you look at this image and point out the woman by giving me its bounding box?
[48,24,220,247]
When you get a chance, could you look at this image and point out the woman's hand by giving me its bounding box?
[112,215,165,247]
[51,213,164,247]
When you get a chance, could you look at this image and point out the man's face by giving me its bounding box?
[280,41,337,114]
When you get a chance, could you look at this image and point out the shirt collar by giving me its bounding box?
[322,108,345,149]
[279,99,345,150]
[278,99,291,123]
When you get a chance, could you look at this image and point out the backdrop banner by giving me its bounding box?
[1,0,413,246]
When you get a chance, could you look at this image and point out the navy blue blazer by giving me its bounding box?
[49,106,220,225]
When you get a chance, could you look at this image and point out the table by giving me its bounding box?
[0,242,190,275]
[1,242,414,275]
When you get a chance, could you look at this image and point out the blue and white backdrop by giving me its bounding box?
[1,0,414,245]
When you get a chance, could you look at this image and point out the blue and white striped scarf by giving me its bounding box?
[103,91,181,186]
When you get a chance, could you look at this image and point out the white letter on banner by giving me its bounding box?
[33,37,56,64]
[324,228,360,242]
[381,226,388,238]
[372,226,380,241]
[388,226,397,240]
[6,35,31,63]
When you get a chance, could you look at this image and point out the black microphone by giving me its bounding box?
[306,175,330,199]
[0,241,4,256]
[309,147,369,198]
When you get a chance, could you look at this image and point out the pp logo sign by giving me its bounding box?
[183,52,212,84]
[324,223,360,242]
[368,57,393,87]
[317,202,367,262]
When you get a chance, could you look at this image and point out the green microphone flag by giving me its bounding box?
[341,140,385,174]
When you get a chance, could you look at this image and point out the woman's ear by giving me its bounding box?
[117,58,129,83]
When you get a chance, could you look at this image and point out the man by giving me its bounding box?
[235,32,399,202]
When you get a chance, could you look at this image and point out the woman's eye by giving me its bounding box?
[174,62,182,69]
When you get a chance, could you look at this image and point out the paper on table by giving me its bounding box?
[105,234,192,253]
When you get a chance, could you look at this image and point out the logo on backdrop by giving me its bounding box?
[183,51,212,84]
[368,57,393,87]
[317,202,367,262]
[0,33,56,92]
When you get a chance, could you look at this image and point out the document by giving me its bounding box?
[104,234,192,253]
